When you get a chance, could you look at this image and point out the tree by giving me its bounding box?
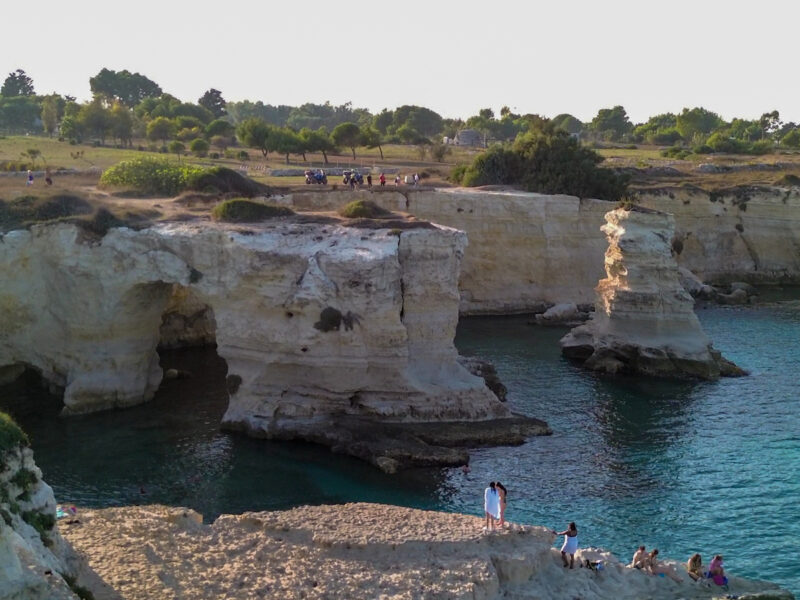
[89,68,162,106]
[198,88,227,118]
[205,118,234,138]
[59,115,81,141]
[759,110,782,139]
[189,138,210,157]
[109,102,134,146]
[332,122,361,159]
[146,116,177,145]
[391,105,444,137]
[301,127,335,164]
[454,130,628,201]
[168,140,185,159]
[360,126,384,159]
[675,107,724,141]
[210,135,233,152]
[396,123,424,144]
[20,148,43,167]
[236,118,272,156]
[781,129,800,148]
[78,99,112,143]
[1,69,35,96]
[551,113,583,135]
[269,128,302,164]
[373,108,393,134]
[590,106,632,141]
[0,96,40,133]
[430,142,452,163]
[41,96,59,137]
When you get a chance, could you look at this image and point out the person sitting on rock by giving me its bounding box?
[708,554,728,587]
[686,553,703,581]
[631,545,648,569]
[646,549,683,583]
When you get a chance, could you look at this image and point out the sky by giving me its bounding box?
[1,0,797,124]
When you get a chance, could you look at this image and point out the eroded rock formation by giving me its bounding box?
[0,221,545,470]
[560,207,744,379]
[282,186,800,312]
[0,437,83,599]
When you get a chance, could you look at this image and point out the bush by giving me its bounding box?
[339,199,391,218]
[186,167,269,196]
[189,138,210,157]
[692,144,713,154]
[0,195,93,231]
[449,164,468,184]
[237,150,249,160]
[0,412,29,455]
[211,198,293,222]
[100,157,203,196]
[458,131,629,201]
[749,140,773,155]
[660,145,690,159]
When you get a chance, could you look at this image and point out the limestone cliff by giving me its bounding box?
[282,187,800,313]
[0,427,81,599]
[560,207,743,379]
[0,221,544,470]
[60,503,794,600]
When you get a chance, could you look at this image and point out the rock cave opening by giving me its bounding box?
[155,284,231,405]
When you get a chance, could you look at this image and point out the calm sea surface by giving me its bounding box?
[2,297,798,593]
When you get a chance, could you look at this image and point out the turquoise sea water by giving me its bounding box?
[1,299,798,593]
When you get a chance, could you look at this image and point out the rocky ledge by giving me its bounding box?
[561,207,745,379]
[58,503,793,600]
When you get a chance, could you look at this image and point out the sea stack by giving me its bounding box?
[560,206,744,379]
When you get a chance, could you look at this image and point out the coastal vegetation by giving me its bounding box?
[0,411,29,455]
[339,199,391,218]
[451,127,630,201]
[211,198,293,222]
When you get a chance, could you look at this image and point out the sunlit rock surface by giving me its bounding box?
[59,503,793,600]
[560,207,744,379]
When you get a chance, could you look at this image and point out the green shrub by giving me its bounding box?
[100,157,203,195]
[21,510,55,545]
[211,198,293,222]
[186,167,269,197]
[339,200,391,218]
[10,468,38,489]
[459,131,628,201]
[0,412,29,455]
[237,150,249,160]
[692,144,713,154]
[660,146,690,159]
[449,164,468,184]
[749,140,773,155]
[189,138,210,157]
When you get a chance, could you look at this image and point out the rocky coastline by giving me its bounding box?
[55,503,794,600]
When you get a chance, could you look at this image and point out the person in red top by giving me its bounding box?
[379,173,386,186]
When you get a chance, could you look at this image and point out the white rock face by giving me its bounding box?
[0,221,505,429]
[560,208,743,379]
[284,187,800,313]
[0,445,79,599]
[638,186,800,284]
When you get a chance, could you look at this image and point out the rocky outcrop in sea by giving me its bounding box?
[560,206,745,379]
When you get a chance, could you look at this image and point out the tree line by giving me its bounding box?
[3,68,800,161]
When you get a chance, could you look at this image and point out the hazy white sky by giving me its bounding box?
[1,0,796,123]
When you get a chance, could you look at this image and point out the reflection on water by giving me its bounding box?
[1,299,799,593]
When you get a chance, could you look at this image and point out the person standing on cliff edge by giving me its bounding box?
[483,482,500,532]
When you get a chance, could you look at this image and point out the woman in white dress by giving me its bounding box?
[553,522,578,568]
[483,482,500,531]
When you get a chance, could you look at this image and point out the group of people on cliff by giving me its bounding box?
[483,480,730,588]
[632,546,728,587]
